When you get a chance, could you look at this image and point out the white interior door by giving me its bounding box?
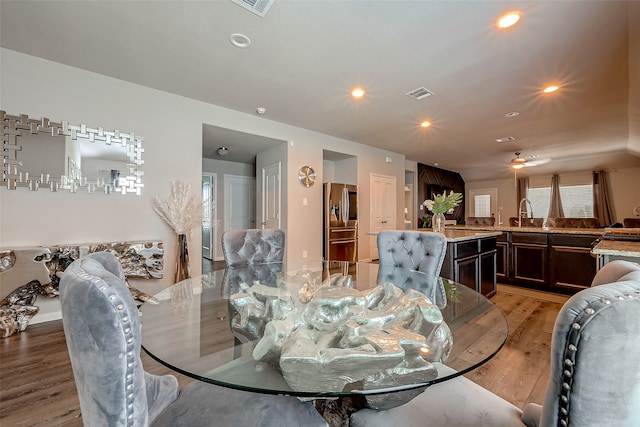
[201,174,217,260]
[261,162,281,229]
[224,175,256,231]
[370,174,397,260]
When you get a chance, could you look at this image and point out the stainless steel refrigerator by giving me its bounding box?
[323,183,358,262]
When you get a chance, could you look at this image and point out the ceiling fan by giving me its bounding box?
[510,152,552,184]
[511,152,551,169]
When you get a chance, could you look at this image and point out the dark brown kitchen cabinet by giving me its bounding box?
[548,234,598,294]
[441,237,497,297]
[511,232,548,291]
[494,230,599,296]
[496,233,509,280]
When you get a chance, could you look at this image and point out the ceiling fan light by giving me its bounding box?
[512,164,525,170]
[497,11,521,29]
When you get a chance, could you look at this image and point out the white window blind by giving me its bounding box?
[474,194,491,217]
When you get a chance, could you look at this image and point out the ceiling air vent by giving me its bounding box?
[405,87,434,100]
[230,0,275,17]
[495,136,516,143]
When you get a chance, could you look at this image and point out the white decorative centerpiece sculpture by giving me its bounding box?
[229,271,453,396]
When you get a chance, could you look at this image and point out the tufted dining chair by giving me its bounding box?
[466,216,495,226]
[376,230,448,277]
[623,218,640,228]
[221,228,285,267]
[590,259,640,286]
[60,252,327,427]
[547,217,601,228]
[351,270,640,427]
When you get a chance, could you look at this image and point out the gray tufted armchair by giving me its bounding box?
[60,252,327,427]
[376,230,448,277]
[351,259,640,427]
[221,229,285,267]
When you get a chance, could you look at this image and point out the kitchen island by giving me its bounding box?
[445,225,640,295]
[429,229,502,298]
[590,229,640,267]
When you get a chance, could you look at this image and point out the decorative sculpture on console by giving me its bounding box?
[0,242,164,338]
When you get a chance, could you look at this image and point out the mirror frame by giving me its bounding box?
[1,110,144,194]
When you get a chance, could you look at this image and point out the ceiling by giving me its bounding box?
[2,0,639,181]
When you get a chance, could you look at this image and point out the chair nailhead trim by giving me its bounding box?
[71,263,138,426]
[557,290,640,427]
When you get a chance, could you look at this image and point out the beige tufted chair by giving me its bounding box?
[509,217,545,227]
[623,218,640,228]
[547,217,601,228]
[466,216,495,226]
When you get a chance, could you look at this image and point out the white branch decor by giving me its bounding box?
[152,181,203,235]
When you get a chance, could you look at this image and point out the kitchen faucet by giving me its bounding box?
[518,198,534,227]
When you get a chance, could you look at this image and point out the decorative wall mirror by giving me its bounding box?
[1,111,144,194]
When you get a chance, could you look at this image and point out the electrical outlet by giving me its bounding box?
[302,250,308,258]
[303,197,308,206]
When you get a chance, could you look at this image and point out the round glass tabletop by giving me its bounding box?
[141,261,507,398]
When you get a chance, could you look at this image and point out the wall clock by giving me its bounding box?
[297,166,316,188]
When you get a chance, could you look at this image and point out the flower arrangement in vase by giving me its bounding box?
[153,181,203,283]
[422,190,463,233]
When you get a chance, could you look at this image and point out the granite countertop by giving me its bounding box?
[448,225,640,236]
[591,240,640,257]
[400,228,502,242]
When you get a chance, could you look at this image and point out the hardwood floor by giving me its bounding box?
[0,288,565,425]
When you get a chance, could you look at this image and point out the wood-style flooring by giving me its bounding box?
[0,286,566,426]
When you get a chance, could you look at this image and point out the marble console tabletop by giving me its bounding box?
[591,240,640,258]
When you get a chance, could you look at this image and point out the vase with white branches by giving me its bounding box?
[153,181,203,283]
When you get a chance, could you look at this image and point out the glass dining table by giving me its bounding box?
[140,260,508,425]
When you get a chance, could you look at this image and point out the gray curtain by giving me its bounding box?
[593,170,615,226]
[517,177,529,213]
[548,174,565,218]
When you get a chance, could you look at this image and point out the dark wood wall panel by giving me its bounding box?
[417,164,466,223]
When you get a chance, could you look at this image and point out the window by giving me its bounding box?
[560,184,593,217]
[528,187,550,218]
[474,194,491,217]
[528,184,593,218]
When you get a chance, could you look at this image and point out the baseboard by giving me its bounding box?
[31,310,62,324]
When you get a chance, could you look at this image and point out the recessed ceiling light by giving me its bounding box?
[217,147,229,156]
[230,33,251,48]
[420,121,432,128]
[543,85,560,93]
[351,87,365,99]
[505,111,520,118]
[256,107,267,115]
[497,11,521,29]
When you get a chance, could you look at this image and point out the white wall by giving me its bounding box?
[0,48,407,320]
[466,166,640,223]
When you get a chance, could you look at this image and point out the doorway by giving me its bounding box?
[261,161,282,229]
[224,175,256,231]
[202,173,217,260]
[369,173,397,260]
